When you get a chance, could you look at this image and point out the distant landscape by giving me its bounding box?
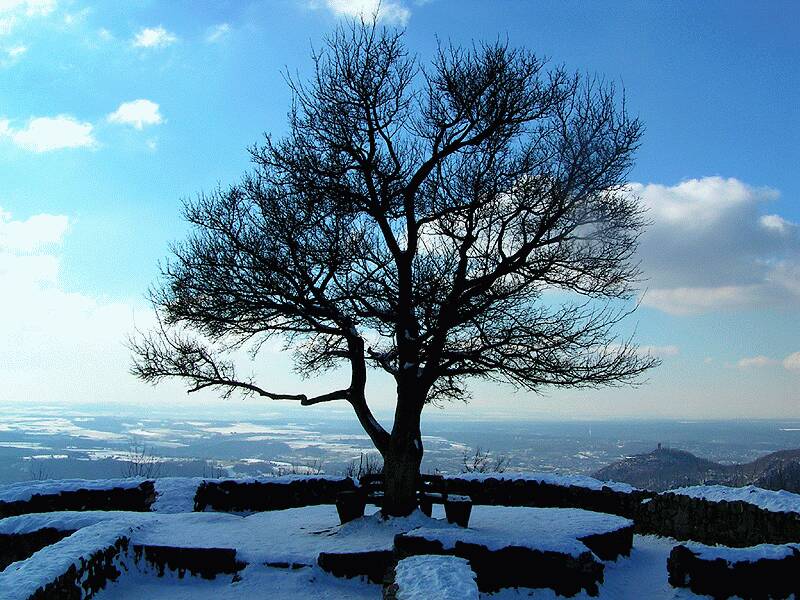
[3,403,800,489]
[595,446,800,492]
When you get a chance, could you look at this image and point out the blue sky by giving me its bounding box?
[0,0,798,420]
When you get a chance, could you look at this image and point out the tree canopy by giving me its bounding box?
[131,21,657,515]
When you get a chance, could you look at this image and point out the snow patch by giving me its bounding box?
[682,541,800,564]
[453,472,636,493]
[668,485,800,514]
[0,520,135,600]
[394,555,478,599]
[0,477,147,504]
[407,507,631,556]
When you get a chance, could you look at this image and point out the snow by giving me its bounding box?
[0,510,146,535]
[0,520,135,600]
[0,477,147,504]
[681,541,800,563]
[0,494,719,599]
[452,472,636,493]
[668,484,800,514]
[130,506,452,566]
[96,564,378,599]
[406,506,632,560]
[407,507,630,556]
[394,555,478,600]
[151,477,205,513]
[481,535,699,599]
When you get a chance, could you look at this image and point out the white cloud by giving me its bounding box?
[319,0,410,25]
[1,43,25,66]
[132,26,177,49]
[205,22,230,43]
[760,214,795,235]
[634,177,800,315]
[0,115,96,152]
[638,345,680,358]
[783,352,800,372]
[0,207,69,252]
[737,355,777,369]
[0,0,55,35]
[0,0,56,16]
[643,285,764,316]
[736,352,800,372]
[5,43,24,57]
[0,206,172,405]
[107,99,163,130]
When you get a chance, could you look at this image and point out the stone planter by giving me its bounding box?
[336,491,366,524]
[444,496,473,527]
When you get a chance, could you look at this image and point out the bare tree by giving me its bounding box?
[131,21,658,516]
[462,447,510,474]
[121,438,163,479]
[343,452,384,479]
[28,460,51,481]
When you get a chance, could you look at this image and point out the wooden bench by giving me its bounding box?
[335,475,473,526]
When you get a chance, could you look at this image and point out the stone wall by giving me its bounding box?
[26,535,129,600]
[133,544,245,580]
[193,477,357,512]
[438,476,652,519]
[0,481,156,519]
[635,493,800,546]
[668,544,800,599]
[394,532,604,596]
[0,527,76,571]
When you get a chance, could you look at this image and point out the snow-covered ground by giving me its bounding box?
[0,477,146,503]
[394,555,479,600]
[2,505,716,599]
[669,484,800,514]
[681,540,800,563]
[95,533,706,600]
[407,506,631,555]
[452,472,636,493]
[483,535,699,600]
[97,564,378,599]
[3,475,774,599]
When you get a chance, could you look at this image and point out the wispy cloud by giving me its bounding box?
[132,25,177,49]
[205,23,230,43]
[107,99,164,130]
[0,0,56,35]
[737,355,777,369]
[1,43,26,66]
[0,115,95,152]
[315,0,411,25]
[0,205,157,404]
[737,352,800,372]
[783,352,800,372]
[638,345,680,358]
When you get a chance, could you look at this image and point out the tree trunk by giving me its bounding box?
[382,434,422,516]
[382,389,424,517]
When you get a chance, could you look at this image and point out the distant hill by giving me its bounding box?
[593,447,800,492]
